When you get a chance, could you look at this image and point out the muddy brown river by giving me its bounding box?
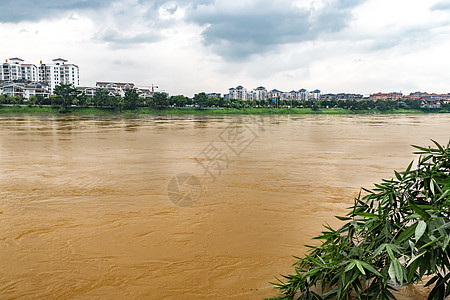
[0,114,449,299]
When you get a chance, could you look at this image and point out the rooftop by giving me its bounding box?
[96,82,135,87]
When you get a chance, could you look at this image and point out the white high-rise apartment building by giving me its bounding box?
[253,86,268,101]
[39,58,80,92]
[310,89,321,101]
[228,85,247,100]
[21,63,38,81]
[0,58,38,82]
[0,57,79,93]
[299,89,308,101]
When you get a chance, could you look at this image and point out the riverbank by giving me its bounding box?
[0,105,447,115]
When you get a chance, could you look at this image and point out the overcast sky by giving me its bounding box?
[1,0,450,97]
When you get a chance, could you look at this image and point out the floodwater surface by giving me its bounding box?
[0,114,449,299]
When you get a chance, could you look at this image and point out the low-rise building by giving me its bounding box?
[370,92,403,101]
[77,87,97,97]
[96,82,135,97]
[0,82,50,99]
[137,88,153,99]
[421,97,442,108]
[206,93,221,98]
[405,92,450,107]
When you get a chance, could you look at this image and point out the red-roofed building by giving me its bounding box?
[370,92,403,101]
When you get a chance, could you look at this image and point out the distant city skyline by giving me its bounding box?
[1,55,449,100]
[1,0,450,98]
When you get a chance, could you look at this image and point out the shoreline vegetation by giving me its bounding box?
[1,85,449,115]
[269,141,450,300]
[0,105,449,116]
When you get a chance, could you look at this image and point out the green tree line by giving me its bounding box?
[1,84,449,112]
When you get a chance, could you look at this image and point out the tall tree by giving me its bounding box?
[28,96,37,107]
[35,94,45,106]
[194,92,208,108]
[123,88,140,110]
[113,96,123,113]
[171,95,187,108]
[93,88,110,107]
[150,93,169,109]
[53,83,80,112]
[77,92,89,107]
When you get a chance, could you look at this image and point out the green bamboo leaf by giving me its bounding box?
[344,261,356,272]
[388,262,397,284]
[406,213,422,220]
[406,252,426,268]
[415,221,427,242]
[404,160,414,173]
[420,237,440,249]
[372,244,386,257]
[437,189,450,203]
[392,257,400,273]
[409,201,431,221]
[353,212,379,218]
[412,144,428,152]
[437,222,450,231]
[430,179,435,196]
[355,260,366,275]
[421,154,433,163]
[431,139,444,152]
[443,235,450,250]
[335,216,352,221]
[424,275,439,287]
[344,270,360,290]
[395,260,404,284]
[386,244,396,261]
[408,240,415,252]
[396,223,418,243]
[359,261,382,277]
[407,259,419,282]
[417,204,433,210]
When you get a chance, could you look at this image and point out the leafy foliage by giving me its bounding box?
[93,88,111,107]
[53,83,80,112]
[271,140,450,300]
[150,92,170,109]
[193,92,208,108]
[123,88,140,110]
[171,95,188,108]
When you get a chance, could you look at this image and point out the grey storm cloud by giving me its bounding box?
[0,0,113,22]
[431,1,450,11]
[101,29,163,47]
[0,0,212,22]
[188,0,367,60]
[1,0,366,60]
